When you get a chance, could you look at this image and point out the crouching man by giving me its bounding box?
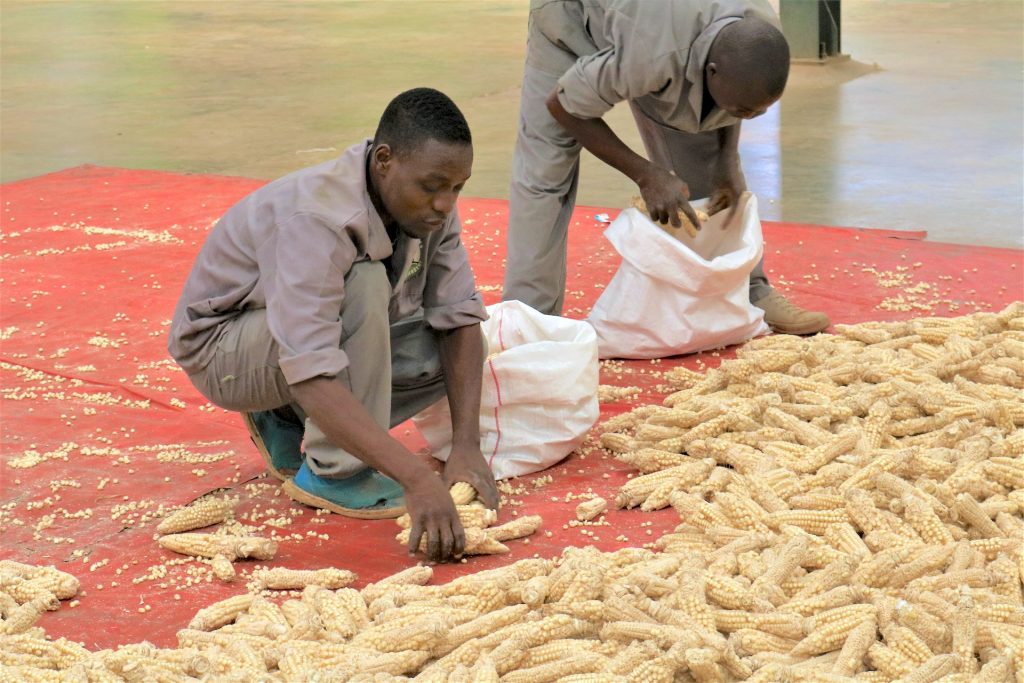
[168,88,499,562]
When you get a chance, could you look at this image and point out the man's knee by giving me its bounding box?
[390,315,443,389]
[388,316,447,427]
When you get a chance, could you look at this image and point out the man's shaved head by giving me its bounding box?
[706,17,791,119]
[373,87,472,158]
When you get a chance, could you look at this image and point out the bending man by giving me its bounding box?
[168,88,499,562]
[503,0,830,335]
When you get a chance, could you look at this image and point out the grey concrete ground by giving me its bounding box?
[2,1,1021,247]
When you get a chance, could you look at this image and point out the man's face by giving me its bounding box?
[706,64,779,120]
[373,138,473,240]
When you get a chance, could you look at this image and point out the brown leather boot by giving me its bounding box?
[753,291,830,335]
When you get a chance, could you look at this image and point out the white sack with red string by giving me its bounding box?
[412,300,599,480]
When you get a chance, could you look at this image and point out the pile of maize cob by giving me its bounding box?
[3,304,1021,681]
[154,494,280,582]
[0,561,80,638]
[598,301,1023,681]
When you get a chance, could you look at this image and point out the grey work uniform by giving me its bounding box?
[503,0,776,316]
[168,140,487,478]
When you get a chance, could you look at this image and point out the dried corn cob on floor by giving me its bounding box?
[1,165,1022,656]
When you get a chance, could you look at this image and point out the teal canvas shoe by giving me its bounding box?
[283,462,406,519]
[243,410,304,481]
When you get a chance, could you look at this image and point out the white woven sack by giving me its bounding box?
[413,300,599,480]
[587,192,769,359]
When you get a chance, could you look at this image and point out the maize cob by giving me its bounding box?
[484,514,542,542]
[886,545,957,589]
[729,628,800,656]
[715,491,771,532]
[561,675,628,683]
[517,639,609,669]
[794,606,877,657]
[952,493,1004,538]
[158,532,277,560]
[791,554,859,600]
[768,509,850,535]
[0,562,79,601]
[279,599,323,640]
[824,522,873,559]
[501,652,608,683]
[882,624,935,664]
[250,566,356,591]
[704,572,774,612]
[630,195,708,238]
[975,650,1013,682]
[950,591,978,674]
[351,615,450,653]
[683,647,726,683]
[902,495,955,544]
[1,595,54,635]
[209,554,236,583]
[448,482,477,505]
[600,432,637,453]
[895,653,957,683]
[599,620,701,649]
[869,642,918,679]
[670,570,716,633]
[434,604,529,656]
[395,527,508,556]
[831,618,878,676]
[895,601,951,651]
[187,593,255,631]
[751,536,807,595]
[576,497,609,522]
[874,472,949,520]
[395,504,497,530]
[155,495,237,534]
[713,610,805,640]
[223,640,267,674]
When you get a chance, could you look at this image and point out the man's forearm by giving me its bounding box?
[438,323,484,448]
[546,90,652,185]
[717,123,742,164]
[290,376,435,488]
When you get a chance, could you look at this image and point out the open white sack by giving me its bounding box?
[413,300,599,480]
[587,192,769,359]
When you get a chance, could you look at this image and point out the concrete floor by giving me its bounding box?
[2,1,1022,248]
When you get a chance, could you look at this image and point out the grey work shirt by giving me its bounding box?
[168,140,487,386]
[545,0,778,133]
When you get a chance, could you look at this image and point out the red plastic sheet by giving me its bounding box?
[2,165,1021,648]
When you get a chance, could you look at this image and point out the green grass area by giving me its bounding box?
[1,1,648,205]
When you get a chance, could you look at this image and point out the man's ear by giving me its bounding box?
[373,144,393,174]
[706,62,718,79]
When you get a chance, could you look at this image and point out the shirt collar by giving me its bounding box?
[359,139,398,259]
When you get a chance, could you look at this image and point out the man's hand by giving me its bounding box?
[404,474,466,563]
[443,445,500,510]
[636,164,704,231]
[707,156,747,225]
